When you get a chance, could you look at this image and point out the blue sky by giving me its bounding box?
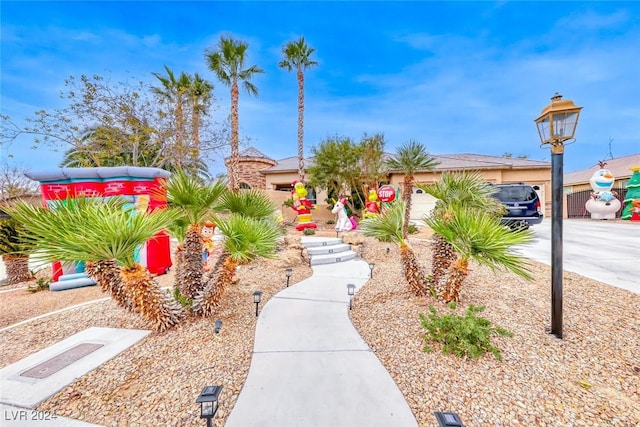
[2,1,639,177]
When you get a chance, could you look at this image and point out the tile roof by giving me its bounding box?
[564,153,640,185]
[261,153,550,174]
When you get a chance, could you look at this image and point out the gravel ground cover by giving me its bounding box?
[1,229,638,426]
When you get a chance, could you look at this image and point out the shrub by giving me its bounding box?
[326,219,335,225]
[303,228,316,235]
[407,223,420,234]
[27,277,50,293]
[419,303,512,361]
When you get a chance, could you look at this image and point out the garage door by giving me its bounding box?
[411,188,438,220]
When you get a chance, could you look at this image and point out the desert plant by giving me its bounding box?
[425,205,533,302]
[8,197,185,331]
[303,228,315,235]
[0,218,34,284]
[26,276,50,293]
[360,201,428,296]
[420,303,512,361]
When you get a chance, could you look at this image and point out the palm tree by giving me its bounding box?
[425,205,533,303]
[359,201,428,296]
[152,65,192,168]
[8,197,185,331]
[386,140,440,238]
[279,37,318,182]
[417,171,504,287]
[188,73,213,167]
[0,218,33,284]
[192,213,280,317]
[165,170,228,300]
[205,35,264,191]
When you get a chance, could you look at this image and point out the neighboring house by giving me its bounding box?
[564,153,640,219]
[230,148,552,221]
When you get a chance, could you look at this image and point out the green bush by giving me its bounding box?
[326,219,335,225]
[303,228,316,235]
[419,303,512,361]
[407,223,420,234]
[27,277,50,293]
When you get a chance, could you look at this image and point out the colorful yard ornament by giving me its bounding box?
[291,180,317,232]
[621,166,640,221]
[201,220,216,271]
[585,164,621,220]
[331,198,356,232]
[363,189,381,219]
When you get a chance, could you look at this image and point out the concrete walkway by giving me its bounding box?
[225,256,418,427]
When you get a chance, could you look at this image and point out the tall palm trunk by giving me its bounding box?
[399,243,427,296]
[2,254,31,284]
[402,176,413,238]
[175,224,204,300]
[442,258,469,303]
[192,253,237,317]
[229,81,240,191]
[191,106,200,166]
[85,259,134,312]
[431,234,456,290]
[297,67,305,182]
[120,263,186,332]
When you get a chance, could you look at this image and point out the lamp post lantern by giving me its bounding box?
[534,93,582,339]
[285,268,293,287]
[368,262,375,278]
[252,291,263,317]
[196,385,223,427]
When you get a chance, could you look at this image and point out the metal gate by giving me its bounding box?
[567,187,627,218]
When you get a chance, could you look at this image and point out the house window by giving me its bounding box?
[240,182,251,189]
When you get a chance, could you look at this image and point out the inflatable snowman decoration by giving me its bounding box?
[585,166,621,219]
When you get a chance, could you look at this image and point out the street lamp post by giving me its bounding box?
[534,93,582,339]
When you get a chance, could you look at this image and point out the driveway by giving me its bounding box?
[515,219,639,294]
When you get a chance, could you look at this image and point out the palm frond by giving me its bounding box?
[426,205,533,280]
[218,189,276,219]
[165,169,228,224]
[215,214,280,262]
[7,198,179,268]
[359,201,406,245]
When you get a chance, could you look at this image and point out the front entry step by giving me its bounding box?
[300,236,358,266]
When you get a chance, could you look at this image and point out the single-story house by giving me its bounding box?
[229,148,552,223]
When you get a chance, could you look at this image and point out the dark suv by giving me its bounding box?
[491,183,543,230]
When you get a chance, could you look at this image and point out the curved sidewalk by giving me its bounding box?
[225,258,418,427]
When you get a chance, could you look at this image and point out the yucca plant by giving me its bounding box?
[165,170,228,300]
[8,197,185,331]
[192,213,281,316]
[0,218,33,284]
[359,201,428,296]
[425,205,533,303]
[417,171,504,288]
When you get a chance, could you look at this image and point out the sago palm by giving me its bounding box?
[386,140,439,238]
[0,218,33,284]
[192,213,280,317]
[359,201,428,296]
[165,170,228,300]
[426,205,533,303]
[417,171,504,287]
[8,197,185,331]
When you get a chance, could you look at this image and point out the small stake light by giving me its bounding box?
[347,283,356,310]
[196,385,223,427]
[368,262,375,278]
[253,290,263,317]
[285,268,292,287]
[358,245,364,257]
[386,247,390,254]
[214,319,222,334]
[434,411,464,427]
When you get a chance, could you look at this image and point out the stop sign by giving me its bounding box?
[377,185,397,203]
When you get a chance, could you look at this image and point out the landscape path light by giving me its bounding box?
[534,92,582,339]
[285,268,292,287]
[214,319,222,334]
[434,411,464,427]
[252,290,263,317]
[196,385,223,427]
[368,262,375,278]
[347,283,356,310]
